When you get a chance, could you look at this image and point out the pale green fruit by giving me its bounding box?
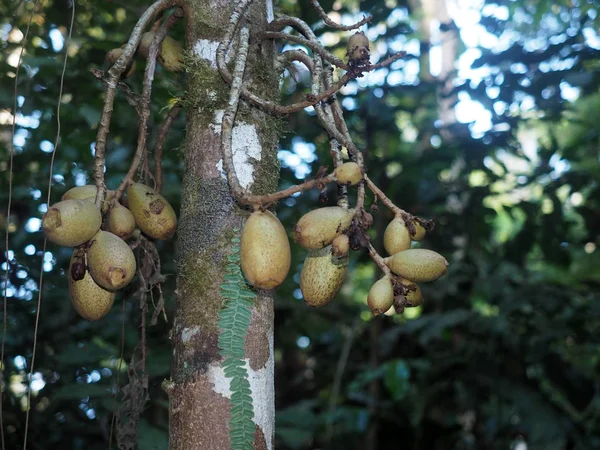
[334,162,362,186]
[383,218,411,255]
[87,231,136,291]
[107,204,136,240]
[300,246,348,307]
[62,185,99,201]
[159,36,183,72]
[240,211,291,289]
[399,278,423,307]
[367,275,394,315]
[42,199,102,247]
[293,206,354,249]
[411,221,427,241]
[69,251,115,320]
[126,183,177,240]
[62,186,115,213]
[384,249,448,283]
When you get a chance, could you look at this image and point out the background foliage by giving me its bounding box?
[1,0,599,449]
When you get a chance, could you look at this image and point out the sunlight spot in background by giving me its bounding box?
[296,336,310,349]
[25,218,41,233]
[278,138,316,179]
[585,242,596,254]
[24,244,36,255]
[49,28,64,52]
[14,355,26,370]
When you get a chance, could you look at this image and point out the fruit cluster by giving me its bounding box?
[42,183,177,320]
[239,162,448,316]
[105,28,184,78]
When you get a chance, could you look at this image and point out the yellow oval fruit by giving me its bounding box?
[87,231,136,291]
[159,36,183,72]
[411,221,427,241]
[383,218,411,255]
[367,275,394,315]
[107,204,136,240]
[240,210,291,289]
[399,278,423,307]
[293,207,354,249]
[42,199,102,247]
[69,251,116,320]
[384,249,448,283]
[300,246,348,307]
[126,183,177,240]
[332,234,350,257]
[334,162,362,186]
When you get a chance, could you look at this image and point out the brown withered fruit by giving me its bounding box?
[42,199,102,247]
[87,231,136,291]
[240,210,291,289]
[294,206,354,249]
[126,183,177,240]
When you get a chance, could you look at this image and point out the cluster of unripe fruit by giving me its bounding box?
[105,28,184,78]
[41,183,177,320]
[240,162,448,315]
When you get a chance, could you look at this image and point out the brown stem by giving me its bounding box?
[112,8,183,205]
[364,174,407,216]
[153,105,182,193]
[93,0,179,208]
[309,0,372,31]
[241,173,337,208]
[366,241,391,276]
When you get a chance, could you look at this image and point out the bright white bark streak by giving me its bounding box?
[208,336,275,450]
[212,110,262,190]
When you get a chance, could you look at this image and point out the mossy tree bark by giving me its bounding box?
[169,1,279,449]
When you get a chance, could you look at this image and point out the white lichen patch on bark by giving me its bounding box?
[181,326,201,343]
[192,39,220,69]
[211,110,262,190]
[208,338,275,450]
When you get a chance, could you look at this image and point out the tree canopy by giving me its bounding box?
[1,0,599,449]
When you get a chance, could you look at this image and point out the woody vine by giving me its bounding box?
[28,0,449,448]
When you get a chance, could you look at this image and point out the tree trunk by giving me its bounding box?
[168,1,279,448]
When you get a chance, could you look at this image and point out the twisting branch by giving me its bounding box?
[309,0,371,31]
[243,173,337,208]
[112,7,184,205]
[221,25,251,202]
[93,0,180,209]
[154,104,182,193]
[258,31,348,69]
